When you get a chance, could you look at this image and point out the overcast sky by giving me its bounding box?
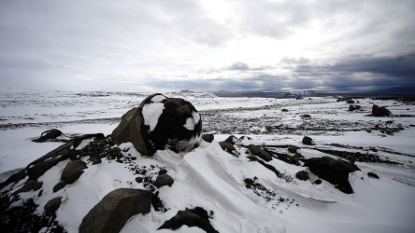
[1,0,414,93]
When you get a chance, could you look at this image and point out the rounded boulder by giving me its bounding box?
[111,93,202,155]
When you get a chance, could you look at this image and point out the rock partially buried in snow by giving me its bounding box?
[79,188,152,233]
[32,129,64,143]
[304,156,360,194]
[372,104,391,117]
[111,93,202,155]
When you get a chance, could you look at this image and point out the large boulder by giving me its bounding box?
[111,93,202,156]
[303,156,360,194]
[79,188,152,233]
[372,104,391,117]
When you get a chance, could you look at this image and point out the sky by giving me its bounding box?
[0,0,414,94]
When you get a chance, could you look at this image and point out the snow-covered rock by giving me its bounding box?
[111,93,202,155]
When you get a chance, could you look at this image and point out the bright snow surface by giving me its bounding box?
[1,90,415,233]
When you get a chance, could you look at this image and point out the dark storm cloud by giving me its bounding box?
[294,53,415,93]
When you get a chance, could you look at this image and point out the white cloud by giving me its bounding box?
[0,0,414,93]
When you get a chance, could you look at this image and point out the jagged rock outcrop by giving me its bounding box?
[79,188,152,233]
[111,93,202,155]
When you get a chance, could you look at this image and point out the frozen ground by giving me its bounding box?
[1,90,415,232]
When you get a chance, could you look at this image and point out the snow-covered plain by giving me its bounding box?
[1,90,415,233]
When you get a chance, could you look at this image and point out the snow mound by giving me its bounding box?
[1,134,415,233]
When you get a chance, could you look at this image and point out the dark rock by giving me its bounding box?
[248,145,272,161]
[53,181,66,193]
[347,99,355,104]
[79,188,152,233]
[155,173,174,188]
[268,150,301,166]
[281,109,289,112]
[349,105,361,111]
[73,133,105,149]
[239,136,253,140]
[44,197,62,216]
[152,191,168,212]
[158,169,167,175]
[225,135,241,144]
[302,136,313,145]
[219,141,236,153]
[367,172,379,179]
[372,104,391,117]
[295,170,309,181]
[158,208,218,233]
[293,153,305,161]
[0,197,64,233]
[247,155,282,178]
[32,129,63,143]
[111,93,202,156]
[135,177,143,183]
[202,134,214,143]
[33,181,43,191]
[0,169,27,190]
[314,179,322,185]
[303,156,360,194]
[26,142,73,180]
[61,160,87,184]
[13,180,43,195]
[265,125,273,132]
[288,145,300,153]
